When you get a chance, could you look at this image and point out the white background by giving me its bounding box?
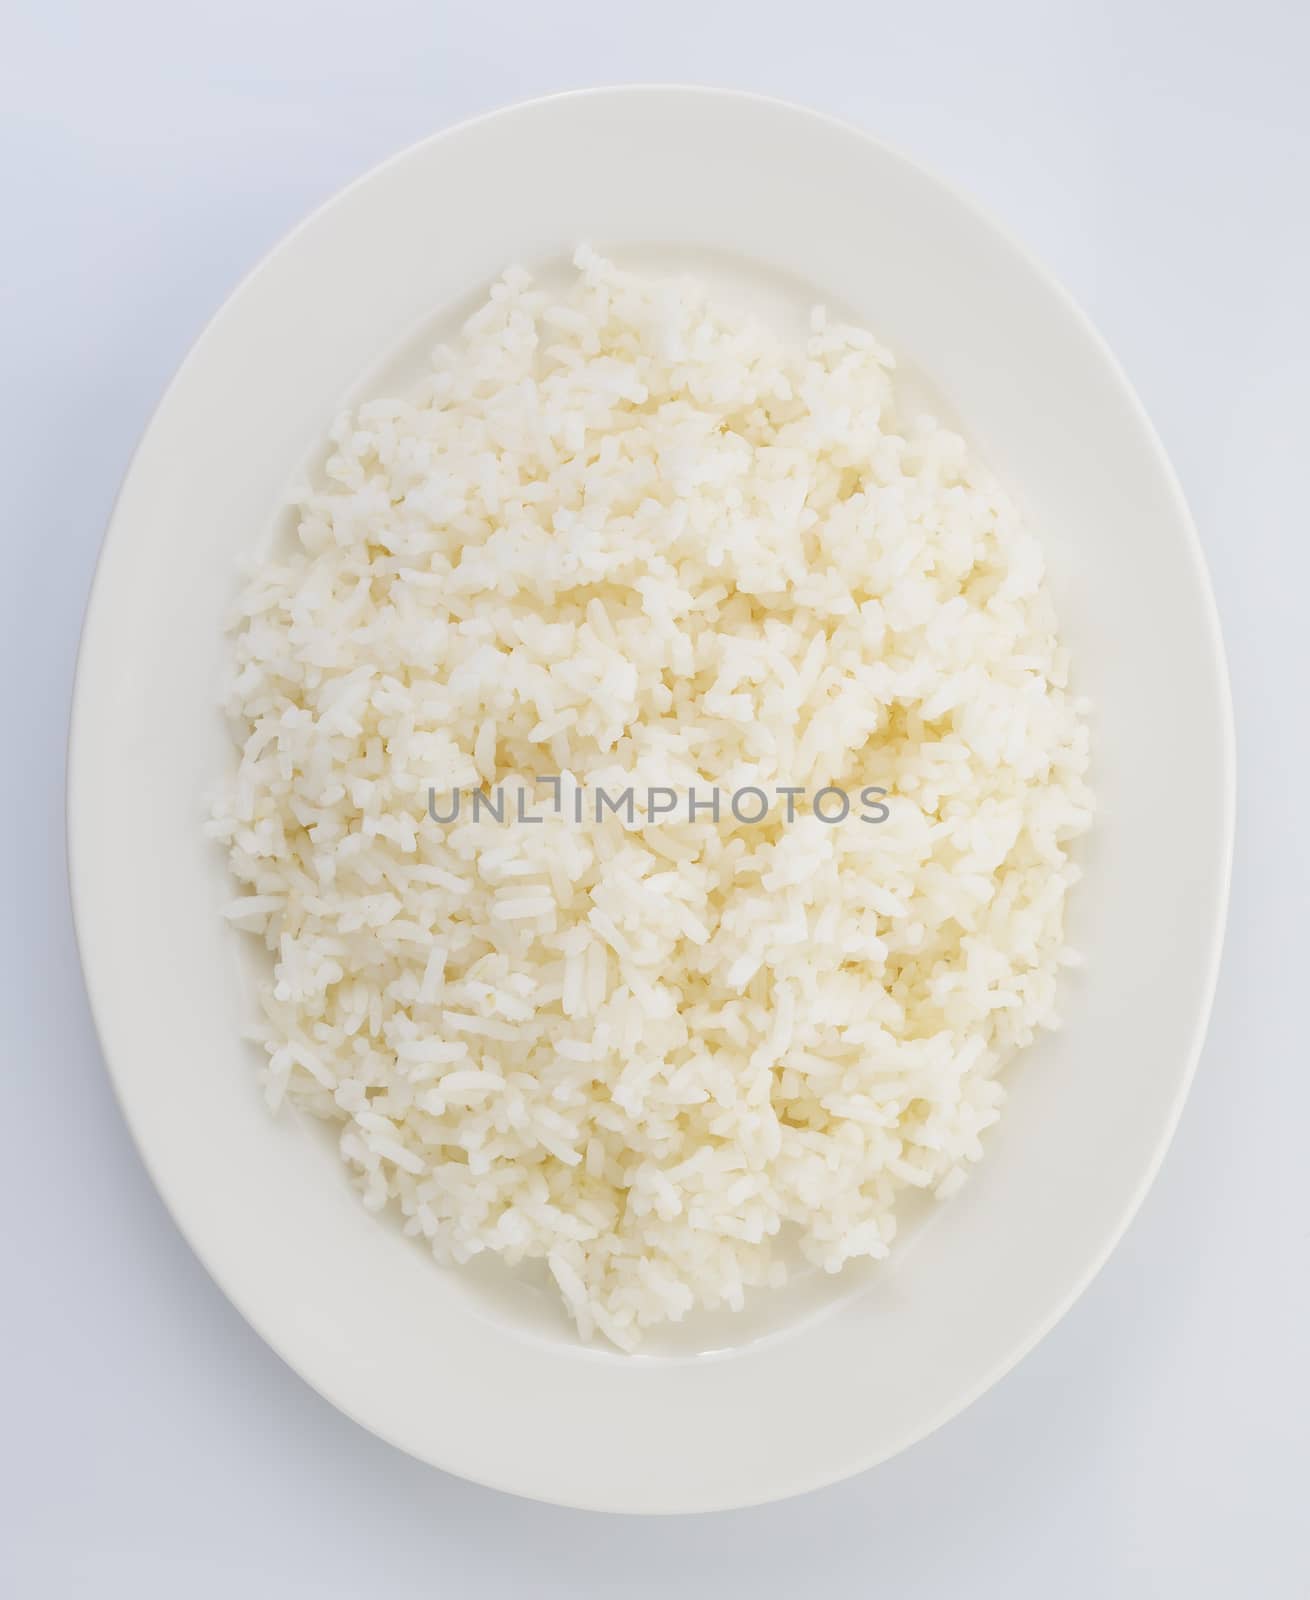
[3,1,1307,1593]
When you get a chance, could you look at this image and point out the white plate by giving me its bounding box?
[68,87,1233,1512]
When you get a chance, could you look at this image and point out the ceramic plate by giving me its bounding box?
[69,88,1233,1512]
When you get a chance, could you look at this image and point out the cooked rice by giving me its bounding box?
[209,248,1093,1349]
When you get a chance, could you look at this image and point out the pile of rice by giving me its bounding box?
[211,248,1092,1349]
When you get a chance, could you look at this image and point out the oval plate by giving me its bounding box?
[69,87,1233,1512]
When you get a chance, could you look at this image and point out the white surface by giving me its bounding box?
[3,0,1306,1587]
[67,85,1231,1512]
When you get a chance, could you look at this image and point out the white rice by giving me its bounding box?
[210,247,1093,1350]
